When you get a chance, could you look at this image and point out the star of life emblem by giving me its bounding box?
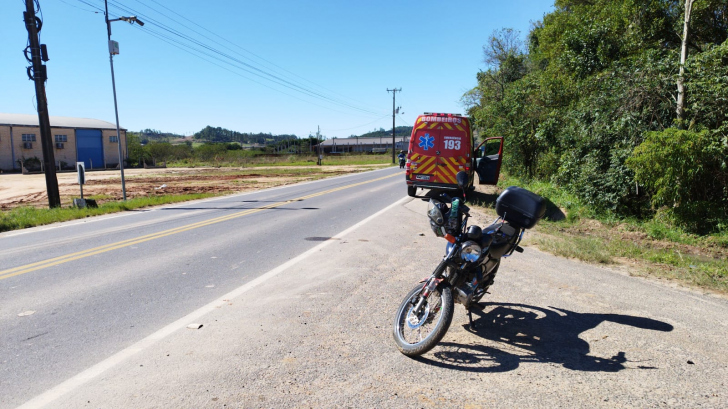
[419,134,434,151]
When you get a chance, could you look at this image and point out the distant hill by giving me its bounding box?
[147,125,414,145]
[354,126,412,139]
[136,129,185,143]
[193,126,298,144]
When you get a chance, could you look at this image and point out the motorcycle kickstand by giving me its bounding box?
[466,302,486,331]
[467,309,476,330]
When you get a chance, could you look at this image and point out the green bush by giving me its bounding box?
[628,128,728,233]
[22,156,42,171]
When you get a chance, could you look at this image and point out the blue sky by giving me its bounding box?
[1,1,554,138]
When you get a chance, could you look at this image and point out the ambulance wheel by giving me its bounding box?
[407,185,417,197]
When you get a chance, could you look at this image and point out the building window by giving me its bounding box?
[22,134,36,142]
[110,135,119,143]
[55,135,67,143]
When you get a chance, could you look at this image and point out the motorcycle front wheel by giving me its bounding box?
[392,282,454,357]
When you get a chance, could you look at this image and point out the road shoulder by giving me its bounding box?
[32,198,728,408]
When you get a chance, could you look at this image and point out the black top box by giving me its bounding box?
[495,186,546,229]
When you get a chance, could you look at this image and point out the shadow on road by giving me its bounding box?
[157,198,322,211]
[414,303,673,373]
[159,206,320,211]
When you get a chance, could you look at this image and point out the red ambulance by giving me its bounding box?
[405,112,503,197]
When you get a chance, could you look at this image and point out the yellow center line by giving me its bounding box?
[0,172,402,281]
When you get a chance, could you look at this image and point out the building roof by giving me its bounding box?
[0,113,125,130]
[319,136,408,146]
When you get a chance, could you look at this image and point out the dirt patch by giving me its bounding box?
[0,166,385,210]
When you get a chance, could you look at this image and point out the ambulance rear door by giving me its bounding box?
[407,119,440,185]
[436,118,471,186]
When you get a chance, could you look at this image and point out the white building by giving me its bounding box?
[0,113,127,172]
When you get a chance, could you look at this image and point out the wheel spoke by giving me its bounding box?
[394,283,454,357]
[400,288,443,345]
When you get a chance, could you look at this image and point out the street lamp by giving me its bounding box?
[104,0,144,200]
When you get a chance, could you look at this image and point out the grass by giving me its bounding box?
[142,165,380,180]
[167,153,396,168]
[248,154,395,167]
[531,234,613,264]
[470,172,728,293]
[528,228,727,292]
[0,193,216,233]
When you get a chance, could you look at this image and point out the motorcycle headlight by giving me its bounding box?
[460,240,482,262]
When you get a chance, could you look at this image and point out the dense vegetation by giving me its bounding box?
[125,134,324,167]
[463,0,727,234]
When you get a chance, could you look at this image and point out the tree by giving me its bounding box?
[676,0,696,123]
[461,0,728,225]
[145,141,174,163]
[481,28,527,101]
[126,132,144,167]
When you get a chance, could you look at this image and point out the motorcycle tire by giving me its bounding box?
[392,282,454,357]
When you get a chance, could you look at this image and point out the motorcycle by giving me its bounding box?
[393,171,546,357]
[399,156,406,169]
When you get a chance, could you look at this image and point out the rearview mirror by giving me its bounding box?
[456,171,468,190]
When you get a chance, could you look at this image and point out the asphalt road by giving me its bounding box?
[0,167,404,408]
[2,167,727,408]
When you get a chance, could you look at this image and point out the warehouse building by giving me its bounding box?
[0,113,127,172]
[317,136,409,154]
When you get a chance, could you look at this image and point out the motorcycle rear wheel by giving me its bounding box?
[393,282,454,357]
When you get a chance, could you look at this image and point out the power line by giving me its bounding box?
[76,0,104,12]
[138,0,381,113]
[128,24,375,118]
[322,115,391,133]
[105,0,328,101]
[82,0,386,116]
[396,114,411,127]
[60,0,99,13]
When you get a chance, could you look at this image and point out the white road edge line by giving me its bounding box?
[17,195,410,409]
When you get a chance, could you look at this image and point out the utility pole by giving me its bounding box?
[104,0,143,201]
[316,125,322,165]
[387,88,401,164]
[24,0,60,208]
